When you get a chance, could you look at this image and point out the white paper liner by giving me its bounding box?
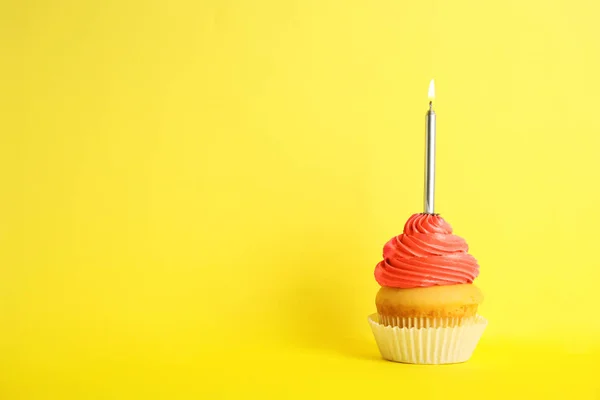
[368,313,487,364]
[378,315,477,329]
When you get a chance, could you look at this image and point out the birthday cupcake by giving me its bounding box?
[368,213,487,364]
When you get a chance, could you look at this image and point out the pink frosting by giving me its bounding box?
[374,213,479,288]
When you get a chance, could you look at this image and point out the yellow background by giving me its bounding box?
[3,0,600,398]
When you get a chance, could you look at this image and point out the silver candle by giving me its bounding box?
[424,79,436,214]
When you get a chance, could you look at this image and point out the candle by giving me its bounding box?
[424,79,436,214]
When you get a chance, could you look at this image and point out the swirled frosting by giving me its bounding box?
[374,213,479,288]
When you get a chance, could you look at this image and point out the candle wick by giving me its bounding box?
[429,101,433,111]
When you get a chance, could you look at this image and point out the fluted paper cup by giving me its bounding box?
[368,313,487,364]
[378,315,477,329]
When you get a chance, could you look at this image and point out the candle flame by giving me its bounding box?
[428,79,435,100]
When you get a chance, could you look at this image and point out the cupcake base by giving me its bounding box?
[368,313,487,364]
[378,315,477,329]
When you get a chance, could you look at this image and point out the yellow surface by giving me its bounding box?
[3,0,600,398]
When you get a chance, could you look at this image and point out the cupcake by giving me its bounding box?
[369,213,487,364]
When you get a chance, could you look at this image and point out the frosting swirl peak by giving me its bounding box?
[374,213,479,288]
